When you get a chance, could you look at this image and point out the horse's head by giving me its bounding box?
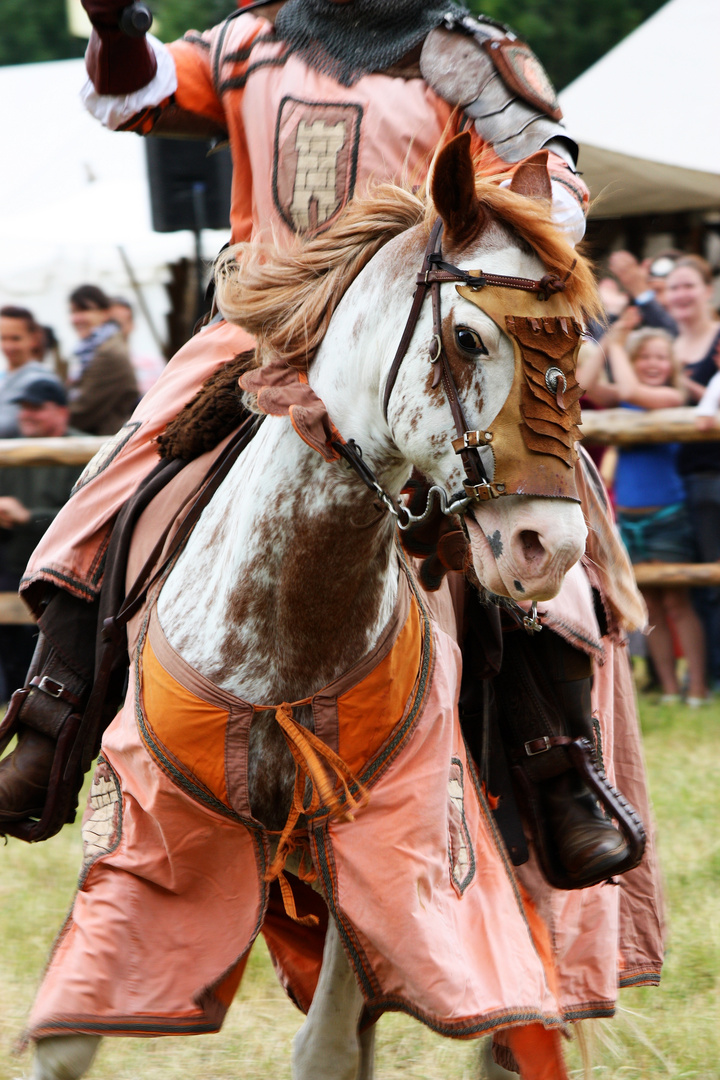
[385,134,597,602]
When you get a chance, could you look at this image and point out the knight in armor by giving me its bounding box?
[0,2,663,1076]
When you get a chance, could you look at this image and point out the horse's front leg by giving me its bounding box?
[32,1034,101,1080]
[292,916,373,1080]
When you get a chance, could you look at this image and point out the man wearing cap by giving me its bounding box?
[607,250,679,334]
[0,378,83,699]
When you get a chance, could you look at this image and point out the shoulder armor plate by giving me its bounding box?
[485,37,562,121]
[421,20,562,122]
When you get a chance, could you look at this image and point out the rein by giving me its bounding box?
[382,218,569,501]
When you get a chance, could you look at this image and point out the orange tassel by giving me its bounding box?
[256,698,369,923]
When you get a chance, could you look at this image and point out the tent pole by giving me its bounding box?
[117,244,166,354]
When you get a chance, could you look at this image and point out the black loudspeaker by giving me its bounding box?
[145,138,233,233]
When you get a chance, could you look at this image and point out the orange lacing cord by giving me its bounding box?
[255,699,369,924]
[265,827,321,926]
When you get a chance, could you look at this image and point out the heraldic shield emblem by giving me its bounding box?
[273,97,363,234]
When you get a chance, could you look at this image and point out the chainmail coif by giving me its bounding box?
[275,0,470,86]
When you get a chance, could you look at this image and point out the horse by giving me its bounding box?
[31,133,602,1080]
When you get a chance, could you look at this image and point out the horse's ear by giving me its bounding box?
[508,150,552,202]
[431,132,485,245]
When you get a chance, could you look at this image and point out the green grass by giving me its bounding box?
[1,692,718,1079]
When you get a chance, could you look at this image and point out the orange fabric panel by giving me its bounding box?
[337,599,421,775]
[168,39,227,126]
[496,885,568,1079]
[141,636,230,806]
[213,951,250,1010]
[501,1024,569,1080]
[518,882,562,1005]
[262,879,328,1014]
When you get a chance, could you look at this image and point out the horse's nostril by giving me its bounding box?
[519,530,545,564]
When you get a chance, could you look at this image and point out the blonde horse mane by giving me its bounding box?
[215,163,599,372]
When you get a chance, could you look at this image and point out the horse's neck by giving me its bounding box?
[157,410,401,703]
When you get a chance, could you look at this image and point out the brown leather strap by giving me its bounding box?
[67,412,265,780]
[114,413,264,631]
[382,218,570,502]
[428,269,490,496]
[29,676,83,710]
[523,734,574,757]
[423,267,554,292]
[382,219,442,420]
[382,221,491,496]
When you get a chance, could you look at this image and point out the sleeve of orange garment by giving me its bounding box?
[167,30,228,128]
[165,22,257,242]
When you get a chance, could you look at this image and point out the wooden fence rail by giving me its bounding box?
[579,406,720,446]
[0,435,107,467]
[0,410,719,624]
[581,408,720,586]
[0,437,108,624]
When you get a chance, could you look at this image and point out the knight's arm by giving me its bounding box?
[80,10,259,139]
[421,15,588,245]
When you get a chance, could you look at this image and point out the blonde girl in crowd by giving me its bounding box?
[580,314,708,704]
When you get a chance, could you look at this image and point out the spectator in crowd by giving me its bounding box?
[695,361,720,429]
[645,251,683,311]
[109,296,166,396]
[667,255,720,399]
[608,250,679,333]
[581,316,707,705]
[584,276,630,346]
[0,306,54,437]
[0,377,84,701]
[67,284,139,435]
[36,324,68,383]
[667,255,720,688]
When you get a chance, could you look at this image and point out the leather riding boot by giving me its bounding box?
[0,726,55,821]
[493,626,631,888]
[539,770,628,881]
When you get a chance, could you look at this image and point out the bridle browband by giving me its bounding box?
[382,218,569,501]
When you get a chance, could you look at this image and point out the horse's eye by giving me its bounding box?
[455,326,489,356]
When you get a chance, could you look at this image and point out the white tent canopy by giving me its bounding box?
[0,58,228,363]
[559,0,720,217]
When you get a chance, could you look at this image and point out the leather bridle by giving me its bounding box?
[382,218,570,501]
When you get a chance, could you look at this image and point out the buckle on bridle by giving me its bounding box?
[463,479,506,500]
[452,430,493,453]
[429,334,442,363]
